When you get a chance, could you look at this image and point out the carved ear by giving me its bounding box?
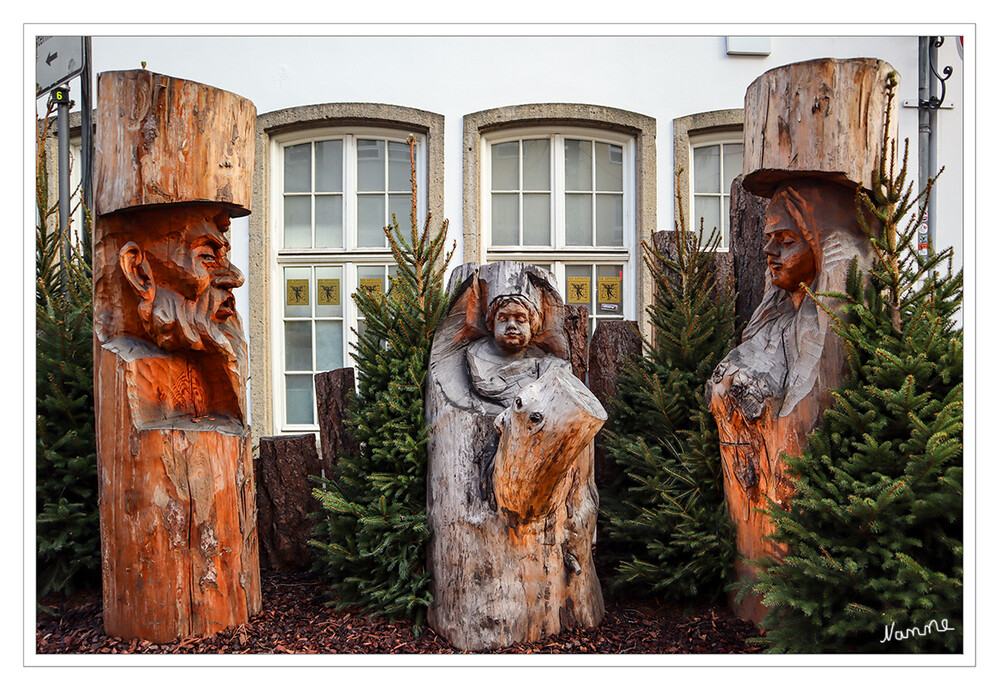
[119,241,155,300]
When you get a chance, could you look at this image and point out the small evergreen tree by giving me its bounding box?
[600,175,736,601]
[310,137,454,631]
[35,106,99,600]
[746,74,963,653]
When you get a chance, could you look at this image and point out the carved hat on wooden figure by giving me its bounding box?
[741,57,897,198]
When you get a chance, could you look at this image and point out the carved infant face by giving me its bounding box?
[492,301,533,355]
[763,194,817,293]
[120,210,245,355]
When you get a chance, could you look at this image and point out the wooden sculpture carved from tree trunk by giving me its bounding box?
[93,70,260,642]
[426,262,606,651]
[707,58,892,624]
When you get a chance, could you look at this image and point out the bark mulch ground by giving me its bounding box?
[35,569,764,655]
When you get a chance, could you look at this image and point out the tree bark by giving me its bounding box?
[256,434,322,571]
[730,174,768,338]
[588,320,642,488]
[314,367,357,476]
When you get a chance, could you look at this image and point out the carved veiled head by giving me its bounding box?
[486,294,542,355]
[763,184,820,294]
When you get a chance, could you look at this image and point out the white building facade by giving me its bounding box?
[69,32,967,441]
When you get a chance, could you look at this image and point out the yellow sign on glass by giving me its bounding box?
[317,278,341,306]
[566,277,591,304]
[359,277,384,295]
[597,277,621,304]
[286,279,309,306]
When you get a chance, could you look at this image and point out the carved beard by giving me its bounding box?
[138,285,248,405]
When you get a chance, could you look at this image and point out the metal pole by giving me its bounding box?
[917,37,931,256]
[56,85,71,288]
[927,38,940,253]
[80,37,94,257]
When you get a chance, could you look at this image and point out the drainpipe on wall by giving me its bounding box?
[916,36,953,256]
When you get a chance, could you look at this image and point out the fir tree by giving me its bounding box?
[310,136,454,632]
[600,174,736,601]
[746,74,963,653]
[36,106,99,600]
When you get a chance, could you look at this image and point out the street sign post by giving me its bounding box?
[36,36,85,97]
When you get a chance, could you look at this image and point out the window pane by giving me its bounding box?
[357,195,387,247]
[283,266,311,318]
[522,139,550,191]
[315,320,344,371]
[284,321,313,371]
[595,143,623,192]
[389,193,410,231]
[722,196,731,247]
[357,139,386,191]
[492,141,519,190]
[315,140,342,193]
[596,264,624,315]
[315,195,343,248]
[286,374,314,424]
[723,143,744,195]
[284,143,311,193]
[565,194,593,246]
[693,145,720,193]
[565,265,592,310]
[694,195,722,239]
[522,193,551,246]
[564,139,592,192]
[491,193,519,246]
[283,196,311,248]
[596,194,624,246]
[388,141,411,191]
[315,266,343,318]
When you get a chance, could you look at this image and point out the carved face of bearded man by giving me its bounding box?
[762,189,818,294]
[119,211,245,361]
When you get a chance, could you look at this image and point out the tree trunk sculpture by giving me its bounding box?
[93,70,260,642]
[426,262,606,650]
[707,58,893,624]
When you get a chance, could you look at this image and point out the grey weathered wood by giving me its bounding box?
[315,367,357,476]
[256,434,322,571]
[426,261,605,650]
[588,319,643,487]
[562,304,590,382]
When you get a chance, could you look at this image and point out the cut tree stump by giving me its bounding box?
[93,70,260,642]
[314,367,357,475]
[256,434,322,571]
[426,262,606,650]
[588,320,642,487]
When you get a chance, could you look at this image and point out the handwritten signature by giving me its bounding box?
[880,619,955,644]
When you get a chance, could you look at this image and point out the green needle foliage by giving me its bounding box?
[310,137,454,632]
[745,74,963,653]
[601,173,736,601]
[36,109,99,601]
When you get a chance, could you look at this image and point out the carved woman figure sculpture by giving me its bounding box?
[426,262,606,650]
[707,179,873,622]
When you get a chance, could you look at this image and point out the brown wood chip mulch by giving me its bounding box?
[35,569,764,655]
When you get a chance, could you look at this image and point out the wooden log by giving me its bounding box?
[314,367,357,476]
[730,174,768,337]
[256,434,322,571]
[742,57,897,196]
[94,70,260,642]
[587,320,642,487]
[426,261,605,650]
[561,304,589,382]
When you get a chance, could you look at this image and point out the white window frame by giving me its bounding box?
[689,130,744,252]
[480,125,637,329]
[269,127,426,433]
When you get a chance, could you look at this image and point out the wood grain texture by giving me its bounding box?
[426,262,605,650]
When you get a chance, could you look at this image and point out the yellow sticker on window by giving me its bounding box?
[317,278,341,306]
[597,277,621,304]
[286,279,309,306]
[566,277,591,304]
[359,277,384,295]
